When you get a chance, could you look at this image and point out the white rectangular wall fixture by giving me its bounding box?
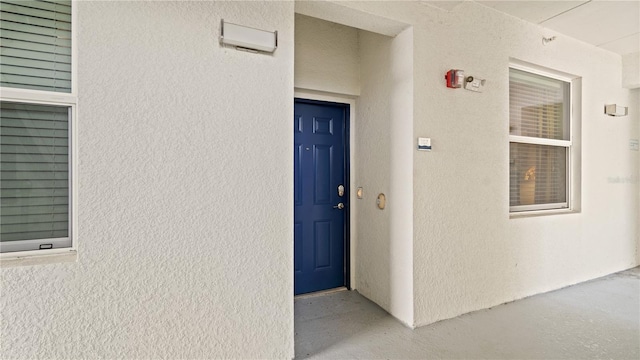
[604,104,628,117]
[220,20,277,53]
[463,76,486,92]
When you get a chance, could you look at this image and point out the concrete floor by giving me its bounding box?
[295,267,640,359]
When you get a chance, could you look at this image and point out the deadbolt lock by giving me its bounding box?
[337,184,345,197]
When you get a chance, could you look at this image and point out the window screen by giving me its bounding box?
[1,101,70,252]
[509,143,567,208]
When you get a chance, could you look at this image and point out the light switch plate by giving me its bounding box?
[418,137,431,151]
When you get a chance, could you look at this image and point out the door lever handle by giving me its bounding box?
[333,203,345,210]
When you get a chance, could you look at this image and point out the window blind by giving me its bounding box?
[509,142,567,208]
[0,0,72,93]
[509,68,570,141]
[1,101,69,242]
[509,68,571,211]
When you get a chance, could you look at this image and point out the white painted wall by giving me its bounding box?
[1,1,294,358]
[631,88,640,263]
[328,0,639,327]
[2,1,638,357]
[387,27,414,326]
[294,15,365,298]
[295,14,360,96]
[354,30,393,312]
[294,16,414,325]
[622,52,640,89]
[295,0,406,38]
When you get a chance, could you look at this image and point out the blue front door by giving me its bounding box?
[294,99,348,295]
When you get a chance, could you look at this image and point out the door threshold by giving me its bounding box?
[295,287,348,300]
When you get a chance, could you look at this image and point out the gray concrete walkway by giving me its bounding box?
[295,267,640,359]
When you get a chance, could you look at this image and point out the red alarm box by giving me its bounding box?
[445,69,464,88]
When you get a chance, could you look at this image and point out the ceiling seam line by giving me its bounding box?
[595,31,640,47]
[539,0,593,25]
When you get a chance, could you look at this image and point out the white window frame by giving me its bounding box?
[509,63,576,214]
[1,1,78,259]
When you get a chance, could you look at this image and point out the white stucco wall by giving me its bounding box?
[354,30,393,312]
[631,88,640,263]
[294,17,414,325]
[330,0,639,327]
[294,14,360,96]
[2,2,638,358]
[387,27,414,326]
[1,1,294,358]
[297,0,638,328]
[622,52,640,89]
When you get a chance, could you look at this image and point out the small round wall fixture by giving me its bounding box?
[377,193,386,210]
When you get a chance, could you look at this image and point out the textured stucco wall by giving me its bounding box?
[3,2,638,357]
[631,88,640,263]
[294,14,360,95]
[294,16,414,325]
[387,27,414,326]
[354,30,393,312]
[1,1,294,358]
[622,52,640,89]
[294,16,415,325]
[324,0,639,327]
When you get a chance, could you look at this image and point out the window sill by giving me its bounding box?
[510,208,579,219]
[1,249,77,268]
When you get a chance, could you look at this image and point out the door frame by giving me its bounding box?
[294,92,354,290]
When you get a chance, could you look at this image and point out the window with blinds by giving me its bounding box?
[0,0,72,93]
[1,102,70,251]
[509,67,571,212]
[0,0,74,253]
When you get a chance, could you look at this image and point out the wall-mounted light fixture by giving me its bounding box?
[220,20,277,53]
[604,104,628,117]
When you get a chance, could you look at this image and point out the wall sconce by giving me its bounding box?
[220,20,277,53]
[604,104,628,117]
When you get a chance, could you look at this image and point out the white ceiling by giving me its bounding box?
[427,0,640,55]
